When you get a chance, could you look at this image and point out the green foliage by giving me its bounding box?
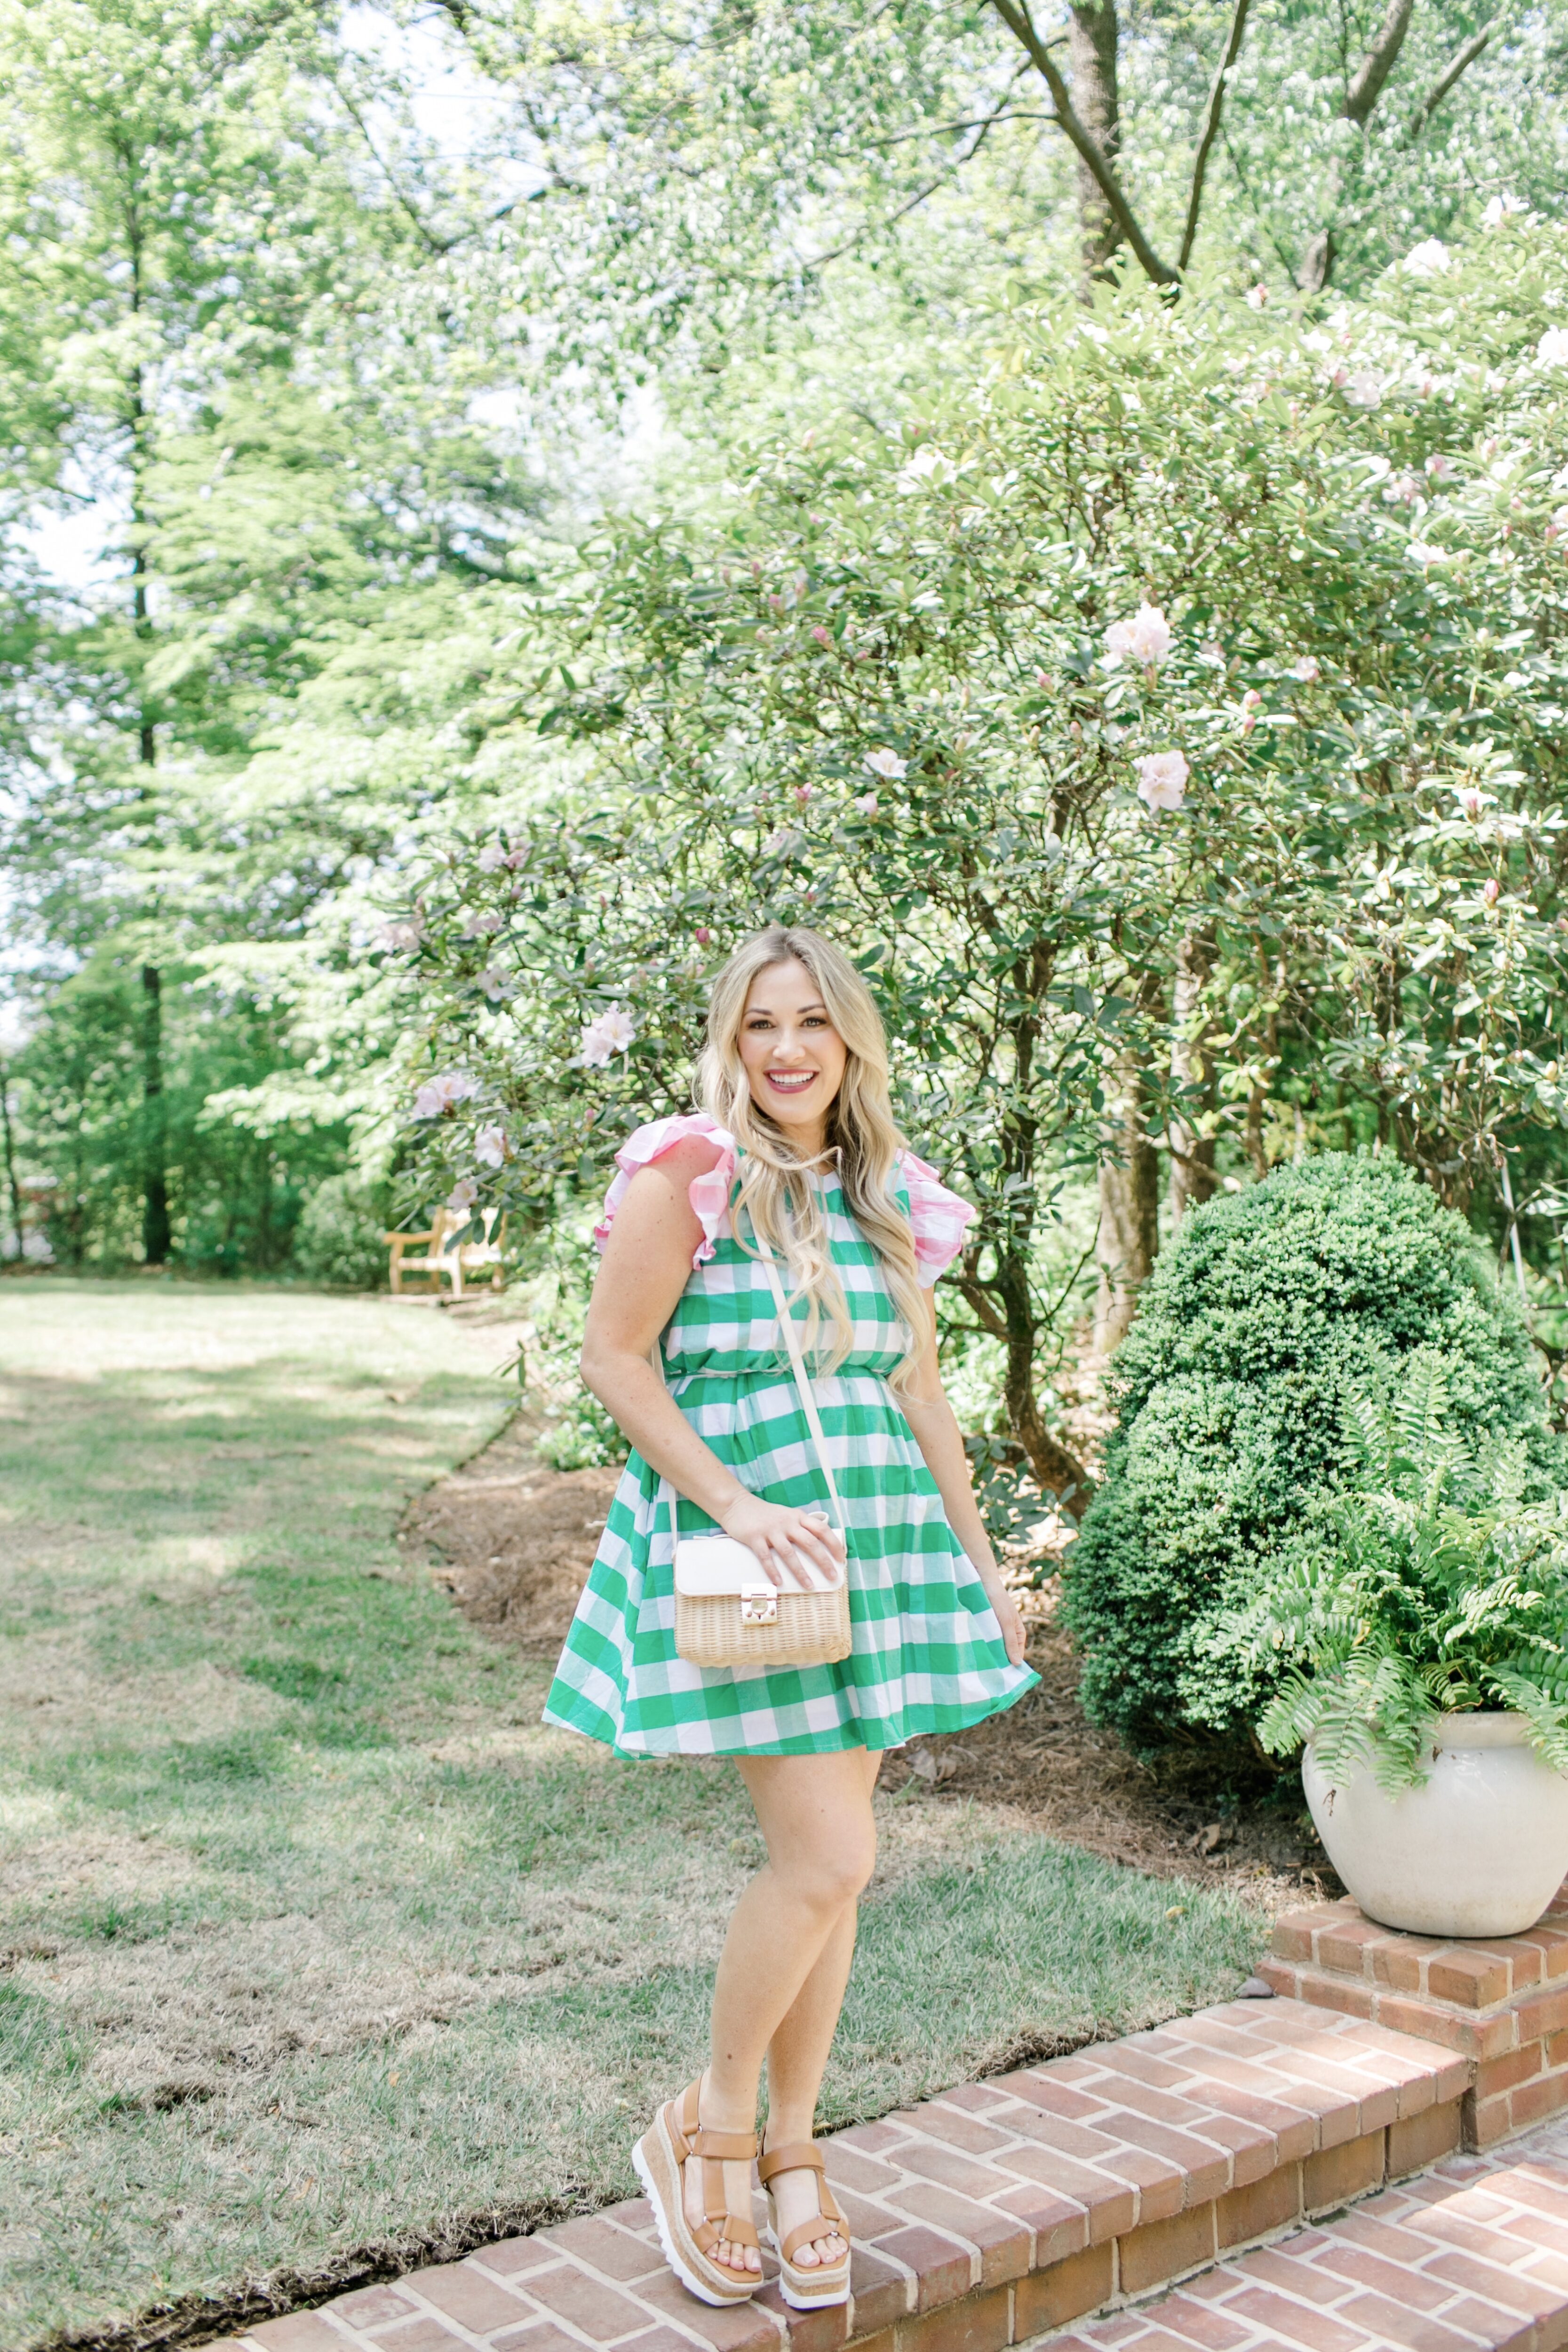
[11,959,344,1271]
[1227,1358,1568,1792]
[380,226,1568,1476]
[289,1174,388,1290]
[534,1392,626,1472]
[1061,1154,1560,1748]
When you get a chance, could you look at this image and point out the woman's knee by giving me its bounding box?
[777,1829,875,1912]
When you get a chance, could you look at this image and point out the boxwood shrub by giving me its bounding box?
[1060,1154,1560,1751]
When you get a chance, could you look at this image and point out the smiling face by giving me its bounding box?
[737,956,849,1153]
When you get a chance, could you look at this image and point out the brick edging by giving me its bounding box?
[1263,1884,1568,2149]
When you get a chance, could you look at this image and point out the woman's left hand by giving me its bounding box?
[988,1583,1028,1668]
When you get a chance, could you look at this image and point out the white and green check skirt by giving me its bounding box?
[542,1362,1038,1759]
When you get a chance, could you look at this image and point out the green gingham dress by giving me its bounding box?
[542,1115,1037,1757]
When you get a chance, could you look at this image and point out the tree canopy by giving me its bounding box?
[3,0,1567,1486]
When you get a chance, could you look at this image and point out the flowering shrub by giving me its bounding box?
[374,220,1568,1491]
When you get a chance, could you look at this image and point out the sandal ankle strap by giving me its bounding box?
[674,2081,758,2167]
[690,2127,759,2161]
[758,2141,826,2185]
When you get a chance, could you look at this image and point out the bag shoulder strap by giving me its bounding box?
[647,1158,843,1541]
[751,1225,846,1535]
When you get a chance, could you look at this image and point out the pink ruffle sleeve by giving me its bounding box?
[593,1112,737,1268]
[899,1151,977,1287]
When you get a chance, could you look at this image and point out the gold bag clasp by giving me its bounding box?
[740,1585,778,1625]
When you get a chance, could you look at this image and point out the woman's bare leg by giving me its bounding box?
[759,1884,863,2264]
[683,1749,879,2279]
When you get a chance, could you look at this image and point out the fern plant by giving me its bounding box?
[1226,1356,1568,1795]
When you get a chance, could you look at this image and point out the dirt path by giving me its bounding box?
[409,1416,1336,1908]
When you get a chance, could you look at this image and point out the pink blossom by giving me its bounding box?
[1403,238,1451,279]
[895,445,959,493]
[1245,285,1269,310]
[864,747,908,780]
[1482,879,1501,907]
[1292,656,1321,683]
[475,1123,507,1169]
[478,967,515,1004]
[581,1006,637,1068]
[477,843,507,873]
[1240,688,1263,739]
[414,1071,479,1119]
[1105,602,1172,668]
[1425,453,1455,482]
[1538,328,1568,369]
[459,908,503,939]
[1482,194,1527,228]
[447,1176,479,1214]
[853,793,880,817]
[694,926,712,946]
[376,919,424,952]
[811,625,832,648]
[794,783,816,805]
[1135,751,1189,812]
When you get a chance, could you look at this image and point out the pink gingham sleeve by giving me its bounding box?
[899,1151,976,1286]
[593,1113,736,1268]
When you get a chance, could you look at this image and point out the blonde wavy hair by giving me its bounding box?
[699,925,929,1396]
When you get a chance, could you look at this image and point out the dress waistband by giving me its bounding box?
[665,1362,891,1383]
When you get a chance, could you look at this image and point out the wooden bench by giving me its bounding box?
[384,1208,507,1298]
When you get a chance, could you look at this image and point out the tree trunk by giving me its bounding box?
[1297,0,1415,289]
[958,1245,1094,1518]
[1169,933,1218,1226]
[0,1061,21,1257]
[141,963,171,1265]
[1094,1055,1159,1353]
[997,1246,1093,1514]
[1068,3,1122,277]
[257,1139,274,1268]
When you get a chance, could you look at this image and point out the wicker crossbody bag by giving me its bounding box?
[661,1232,853,1671]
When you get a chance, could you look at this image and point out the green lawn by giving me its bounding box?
[0,1281,1263,2351]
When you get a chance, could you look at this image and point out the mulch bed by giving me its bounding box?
[406,1407,1338,1909]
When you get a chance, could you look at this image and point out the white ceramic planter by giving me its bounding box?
[1303,1711,1568,1939]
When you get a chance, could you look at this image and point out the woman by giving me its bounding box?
[543,924,1035,2313]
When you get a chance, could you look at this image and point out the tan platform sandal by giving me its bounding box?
[632,2080,761,2307]
[758,2141,852,2311]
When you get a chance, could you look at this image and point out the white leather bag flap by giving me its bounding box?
[674,1535,843,1597]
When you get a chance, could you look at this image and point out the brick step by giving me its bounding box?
[1041,2113,1568,2352]
[220,1996,1467,2352]
[1262,1889,1568,2148]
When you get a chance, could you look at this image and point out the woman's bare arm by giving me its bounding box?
[899,1294,1028,1666]
[579,1138,845,1590]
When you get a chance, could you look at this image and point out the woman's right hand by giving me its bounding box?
[718,1495,847,1590]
